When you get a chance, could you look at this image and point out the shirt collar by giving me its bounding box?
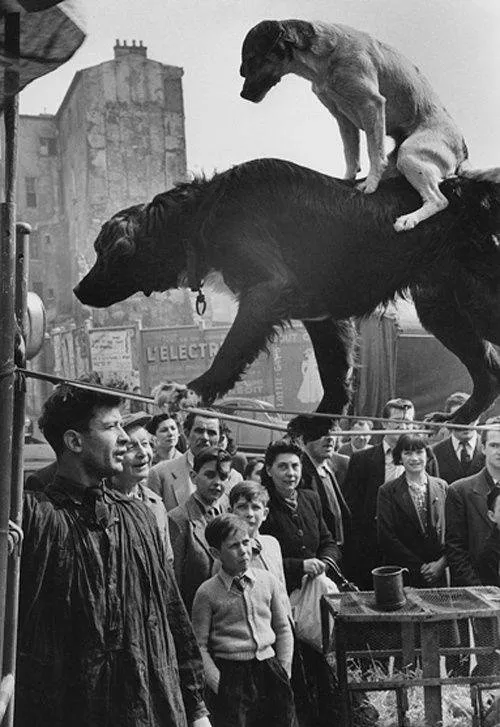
[186,449,194,469]
[218,568,255,591]
[47,475,106,505]
[451,432,477,455]
[484,469,500,490]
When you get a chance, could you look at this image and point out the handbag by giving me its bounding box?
[289,572,339,652]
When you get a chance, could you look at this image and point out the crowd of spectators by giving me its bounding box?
[15,386,500,726]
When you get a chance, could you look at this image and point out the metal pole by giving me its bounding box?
[4,223,31,727]
[0,10,20,718]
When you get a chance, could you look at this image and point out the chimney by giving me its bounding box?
[114,39,148,59]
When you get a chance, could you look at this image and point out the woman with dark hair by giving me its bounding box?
[243,458,264,483]
[377,432,448,587]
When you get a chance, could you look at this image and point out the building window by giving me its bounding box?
[32,281,44,300]
[39,137,57,156]
[29,231,40,259]
[26,177,37,208]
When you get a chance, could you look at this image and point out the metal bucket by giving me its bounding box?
[372,566,409,611]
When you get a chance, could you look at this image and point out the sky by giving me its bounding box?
[20,0,500,180]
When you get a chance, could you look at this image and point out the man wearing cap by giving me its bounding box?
[168,447,232,611]
[288,415,351,561]
[111,410,173,565]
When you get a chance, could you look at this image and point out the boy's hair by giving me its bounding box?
[487,486,500,513]
[481,416,500,446]
[38,384,123,456]
[264,439,303,469]
[392,433,430,465]
[243,458,264,480]
[229,481,270,508]
[205,513,250,550]
[193,446,232,474]
[146,412,179,436]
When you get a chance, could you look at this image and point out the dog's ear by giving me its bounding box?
[280,20,315,52]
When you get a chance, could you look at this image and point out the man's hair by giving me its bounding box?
[481,416,500,446]
[287,414,337,444]
[487,486,500,512]
[192,446,232,474]
[38,384,123,456]
[383,398,415,419]
[229,481,270,508]
[205,513,250,549]
[444,392,470,413]
[264,439,303,469]
[392,433,430,465]
[243,458,264,480]
[146,412,179,436]
[183,410,220,435]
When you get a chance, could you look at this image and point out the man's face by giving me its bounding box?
[155,417,179,450]
[194,459,231,505]
[448,405,477,442]
[120,425,153,485]
[79,406,129,477]
[187,416,220,456]
[266,453,302,499]
[351,421,372,450]
[216,529,252,576]
[231,496,268,536]
[483,429,500,473]
[384,406,414,447]
[306,429,336,463]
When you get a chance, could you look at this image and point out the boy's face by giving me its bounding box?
[488,496,500,528]
[194,459,231,506]
[231,496,268,536]
[216,528,252,576]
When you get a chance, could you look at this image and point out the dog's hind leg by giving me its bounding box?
[303,318,356,413]
[393,135,456,231]
[413,285,500,422]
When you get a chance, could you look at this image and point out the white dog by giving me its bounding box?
[240,19,468,232]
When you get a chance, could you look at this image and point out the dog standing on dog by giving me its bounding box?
[240,19,468,231]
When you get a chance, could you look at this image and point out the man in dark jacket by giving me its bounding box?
[342,398,415,589]
[16,384,210,727]
[432,392,484,484]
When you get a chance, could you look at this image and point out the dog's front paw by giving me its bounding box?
[356,176,380,194]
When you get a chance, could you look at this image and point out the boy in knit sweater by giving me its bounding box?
[191,514,297,727]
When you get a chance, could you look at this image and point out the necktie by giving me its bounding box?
[460,442,471,473]
[233,575,246,593]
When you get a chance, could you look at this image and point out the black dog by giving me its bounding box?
[74,158,500,422]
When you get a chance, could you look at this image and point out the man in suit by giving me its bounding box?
[432,392,484,484]
[168,447,231,611]
[342,398,415,589]
[288,415,351,563]
[446,417,500,676]
[148,410,241,511]
[338,419,373,457]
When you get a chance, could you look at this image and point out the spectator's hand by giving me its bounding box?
[7,520,23,556]
[420,558,445,583]
[303,558,326,577]
[191,718,212,727]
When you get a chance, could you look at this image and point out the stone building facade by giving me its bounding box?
[13,40,188,327]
